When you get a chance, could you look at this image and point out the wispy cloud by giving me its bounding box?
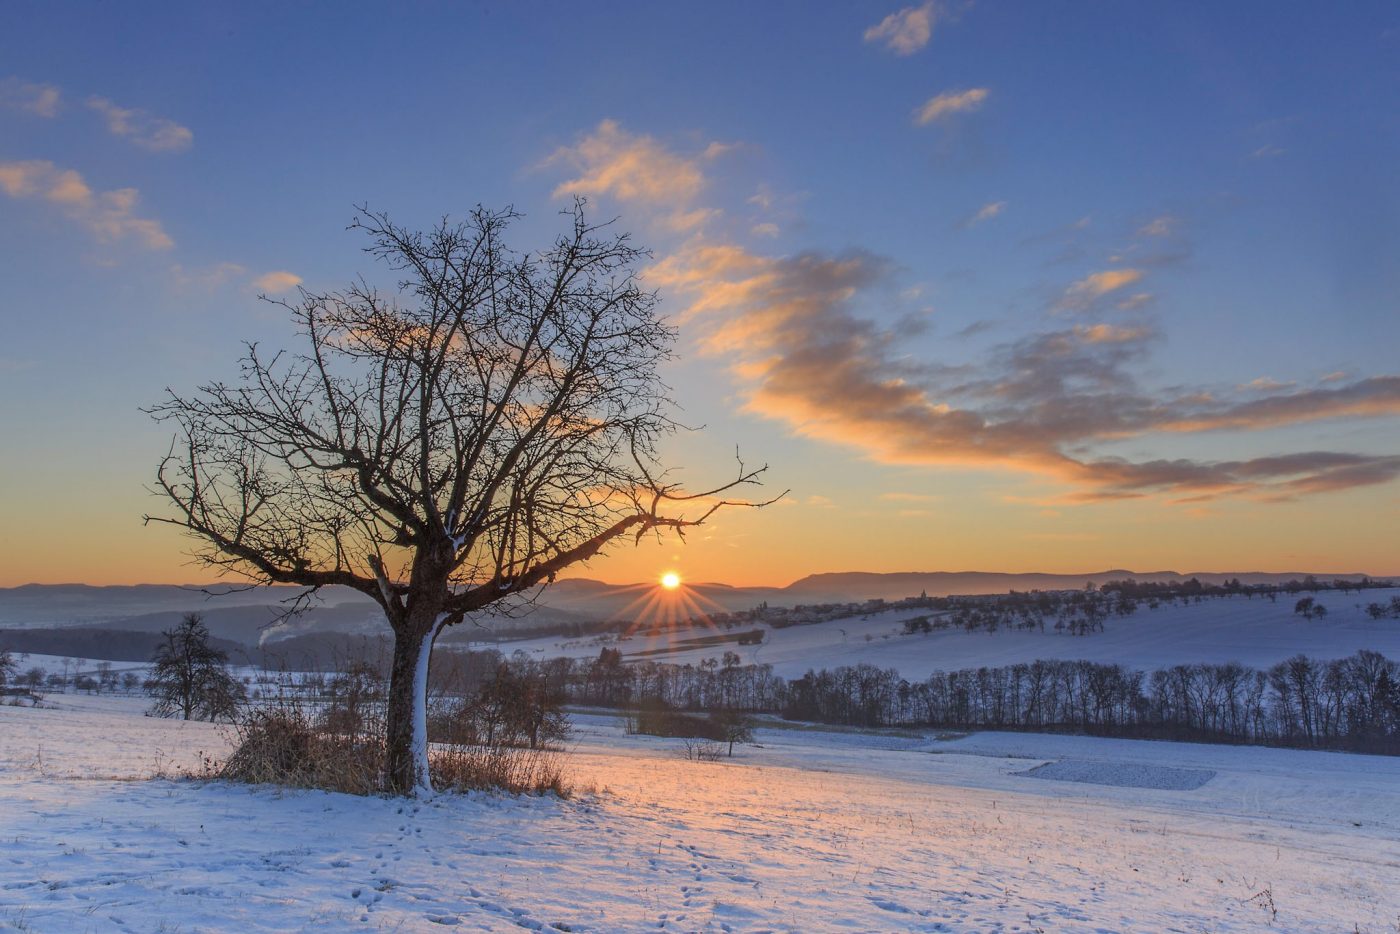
[253,270,303,294]
[649,240,1400,503]
[0,160,173,249]
[1115,292,1153,311]
[864,2,937,56]
[1138,215,1175,237]
[1240,377,1295,393]
[1058,268,1144,310]
[961,200,1006,228]
[86,96,193,152]
[546,120,723,230]
[1075,323,1151,345]
[0,77,60,117]
[546,122,1400,505]
[913,88,988,125]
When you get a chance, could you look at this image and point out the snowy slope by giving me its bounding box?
[468,589,1400,678]
[2,695,1398,932]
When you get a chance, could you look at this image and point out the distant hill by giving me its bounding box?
[2,570,1389,652]
[778,570,1387,602]
[0,583,373,628]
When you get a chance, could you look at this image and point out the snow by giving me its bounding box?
[1015,760,1217,791]
[3,694,1399,931]
[470,588,1400,679]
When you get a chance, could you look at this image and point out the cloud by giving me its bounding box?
[1115,292,1153,311]
[547,120,713,229]
[546,123,1400,506]
[1057,268,1144,310]
[86,96,193,152]
[0,160,173,249]
[751,222,780,237]
[1075,323,1152,345]
[955,320,996,339]
[0,77,60,117]
[651,240,1400,503]
[864,2,937,55]
[1240,377,1295,393]
[913,88,988,125]
[1138,215,1175,237]
[1154,377,1400,434]
[961,200,1006,227]
[253,270,303,294]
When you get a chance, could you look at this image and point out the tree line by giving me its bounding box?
[497,647,1400,756]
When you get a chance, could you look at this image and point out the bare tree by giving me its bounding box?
[147,613,245,721]
[0,650,16,687]
[146,203,776,794]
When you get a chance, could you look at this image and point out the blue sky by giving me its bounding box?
[2,2,1398,585]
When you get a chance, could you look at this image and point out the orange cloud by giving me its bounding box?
[253,270,303,294]
[0,160,173,249]
[914,88,988,125]
[544,122,1400,507]
[87,96,193,152]
[864,2,938,56]
[1059,269,1144,309]
[653,240,1400,503]
[0,77,60,117]
[547,120,722,229]
[1075,323,1151,344]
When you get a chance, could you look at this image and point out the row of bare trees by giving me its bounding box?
[518,647,1400,755]
[780,652,1400,754]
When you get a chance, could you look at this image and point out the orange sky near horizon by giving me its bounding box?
[2,470,1394,589]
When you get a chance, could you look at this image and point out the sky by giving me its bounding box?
[1,2,1398,588]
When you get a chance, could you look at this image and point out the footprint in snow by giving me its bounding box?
[869,897,913,914]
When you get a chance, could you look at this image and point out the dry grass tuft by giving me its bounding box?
[219,707,384,796]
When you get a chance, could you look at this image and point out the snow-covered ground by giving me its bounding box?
[465,589,1400,679]
[3,694,1398,932]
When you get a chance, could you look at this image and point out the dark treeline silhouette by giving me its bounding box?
[0,627,246,663]
[470,646,1400,756]
[781,653,1400,754]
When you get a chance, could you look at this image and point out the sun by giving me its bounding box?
[660,571,681,591]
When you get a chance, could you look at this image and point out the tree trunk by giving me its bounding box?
[385,623,436,796]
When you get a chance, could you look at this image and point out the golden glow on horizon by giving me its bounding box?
[660,571,681,590]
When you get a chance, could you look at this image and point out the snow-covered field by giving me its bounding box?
[469,589,1400,679]
[3,693,1398,932]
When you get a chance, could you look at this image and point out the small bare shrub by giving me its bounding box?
[216,657,570,797]
[681,738,724,762]
[219,705,383,795]
[1242,884,1278,923]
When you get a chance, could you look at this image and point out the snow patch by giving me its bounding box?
[1016,758,1216,790]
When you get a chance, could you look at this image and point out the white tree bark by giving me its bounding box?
[409,622,441,798]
